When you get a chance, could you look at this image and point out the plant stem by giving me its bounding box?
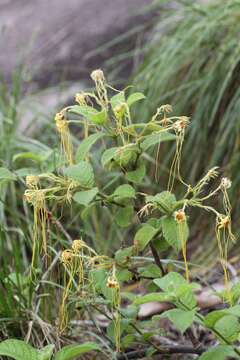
[149,241,166,275]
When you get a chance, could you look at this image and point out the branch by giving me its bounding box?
[149,241,166,275]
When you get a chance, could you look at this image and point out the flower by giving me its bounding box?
[174,209,186,223]
[61,250,73,265]
[216,215,230,229]
[206,167,219,180]
[159,104,172,114]
[173,116,190,132]
[106,276,119,289]
[221,177,232,190]
[91,69,105,82]
[75,93,86,105]
[72,240,82,253]
[23,190,33,203]
[55,111,65,122]
[26,175,39,189]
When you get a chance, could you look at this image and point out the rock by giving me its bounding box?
[0,0,152,88]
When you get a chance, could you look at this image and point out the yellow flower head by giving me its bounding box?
[106,276,119,289]
[55,111,65,122]
[75,93,87,106]
[61,250,73,265]
[174,209,186,223]
[23,190,33,203]
[173,116,190,133]
[26,175,39,189]
[72,239,82,253]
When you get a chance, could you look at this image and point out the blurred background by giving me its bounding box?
[0,0,240,340]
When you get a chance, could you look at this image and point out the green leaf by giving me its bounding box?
[13,151,51,164]
[76,132,105,161]
[214,315,240,343]
[134,292,173,305]
[227,305,240,317]
[115,206,134,227]
[63,161,94,188]
[153,237,170,252]
[121,305,138,319]
[69,105,107,125]
[198,345,238,360]
[73,187,98,206]
[134,224,157,251]
[139,264,162,278]
[112,184,135,200]
[140,132,176,151]
[161,309,195,333]
[125,163,146,184]
[146,191,176,213]
[110,92,125,108]
[113,144,139,167]
[0,167,16,182]
[107,318,130,345]
[54,342,100,360]
[154,273,197,309]
[0,340,38,360]
[14,167,39,177]
[154,272,187,292]
[127,92,145,107]
[230,284,240,305]
[175,283,198,310]
[161,215,189,251]
[115,246,134,264]
[117,269,133,282]
[204,310,227,329]
[38,345,55,360]
[220,284,240,305]
[101,147,118,167]
[88,268,107,294]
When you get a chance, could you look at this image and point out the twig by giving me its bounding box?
[185,328,201,348]
[47,210,73,243]
[149,241,166,275]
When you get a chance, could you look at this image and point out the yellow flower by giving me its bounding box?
[174,209,186,223]
[61,250,73,265]
[106,276,119,289]
[26,175,39,189]
[173,116,189,133]
[75,93,86,105]
[72,240,82,253]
